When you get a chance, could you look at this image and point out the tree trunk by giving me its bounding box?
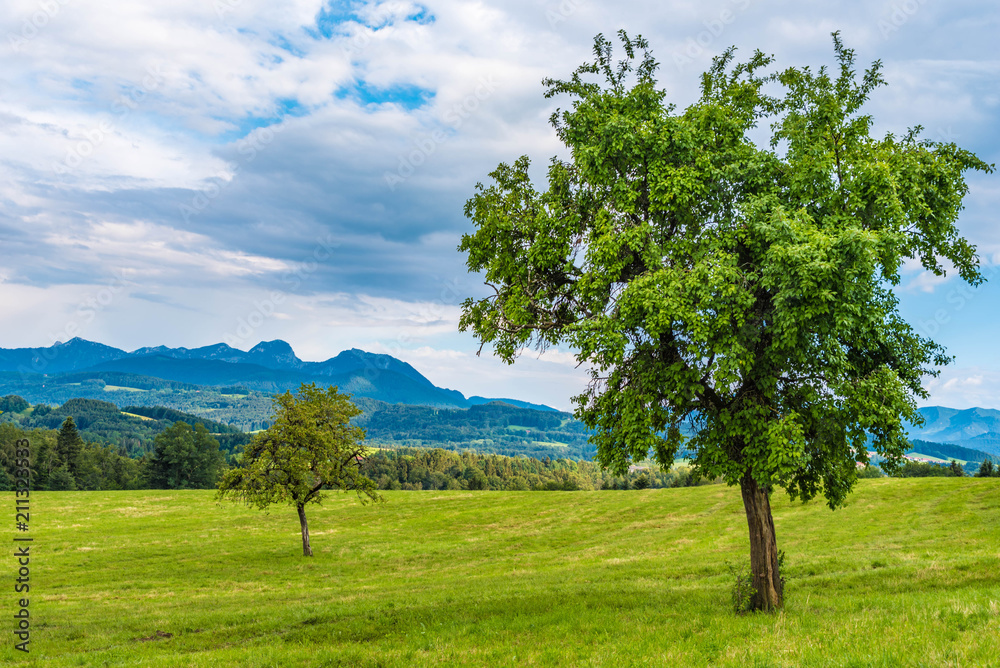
[297,503,313,557]
[739,471,783,611]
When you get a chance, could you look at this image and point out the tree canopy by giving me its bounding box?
[216,383,380,556]
[147,421,226,489]
[56,416,84,476]
[458,31,993,610]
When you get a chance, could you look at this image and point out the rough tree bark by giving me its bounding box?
[740,471,783,611]
[297,503,313,557]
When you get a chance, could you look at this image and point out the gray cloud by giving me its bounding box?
[0,0,997,406]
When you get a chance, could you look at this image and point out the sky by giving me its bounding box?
[0,0,997,412]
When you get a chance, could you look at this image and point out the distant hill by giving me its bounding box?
[959,433,1000,456]
[309,348,436,388]
[355,400,594,460]
[467,396,561,412]
[0,338,555,411]
[0,389,589,462]
[907,407,1000,455]
[907,439,993,464]
[1,397,252,456]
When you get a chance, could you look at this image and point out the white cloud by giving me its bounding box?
[0,0,997,410]
[531,348,581,367]
[903,270,951,294]
[38,220,296,281]
[920,367,1000,410]
[371,344,590,410]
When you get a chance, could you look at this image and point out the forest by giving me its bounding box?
[0,390,595,461]
[3,392,997,493]
[360,447,706,491]
[0,416,227,491]
[1,395,250,456]
[0,374,277,431]
[353,399,595,460]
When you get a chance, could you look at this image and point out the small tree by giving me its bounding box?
[48,462,77,491]
[458,32,992,610]
[216,383,380,556]
[976,459,995,477]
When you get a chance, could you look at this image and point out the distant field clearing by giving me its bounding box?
[120,411,155,421]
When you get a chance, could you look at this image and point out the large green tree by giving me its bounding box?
[458,32,992,610]
[216,383,380,556]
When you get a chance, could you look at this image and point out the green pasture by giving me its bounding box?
[907,453,967,465]
[5,478,1000,666]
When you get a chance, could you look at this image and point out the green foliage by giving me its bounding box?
[976,459,996,477]
[360,447,715,491]
[728,561,756,615]
[56,416,84,475]
[76,441,143,490]
[120,405,243,434]
[908,439,991,464]
[357,400,594,460]
[856,464,884,478]
[3,396,252,457]
[217,383,381,512]
[0,394,29,413]
[0,372,277,433]
[0,421,141,491]
[52,399,121,430]
[54,371,199,391]
[458,30,993,512]
[48,462,77,491]
[1,377,595,462]
[147,421,227,489]
[729,549,789,613]
[892,460,953,477]
[28,428,57,489]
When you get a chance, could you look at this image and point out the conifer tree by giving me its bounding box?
[56,416,84,477]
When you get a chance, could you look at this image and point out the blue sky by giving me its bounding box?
[0,0,997,411]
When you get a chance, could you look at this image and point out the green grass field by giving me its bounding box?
[5,479,1000,666]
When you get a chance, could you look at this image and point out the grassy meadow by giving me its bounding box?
[4,478,1000,666]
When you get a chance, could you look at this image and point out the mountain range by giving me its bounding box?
[3,338,999,458]
[907,406,1000,456]
[0,338,556,411]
